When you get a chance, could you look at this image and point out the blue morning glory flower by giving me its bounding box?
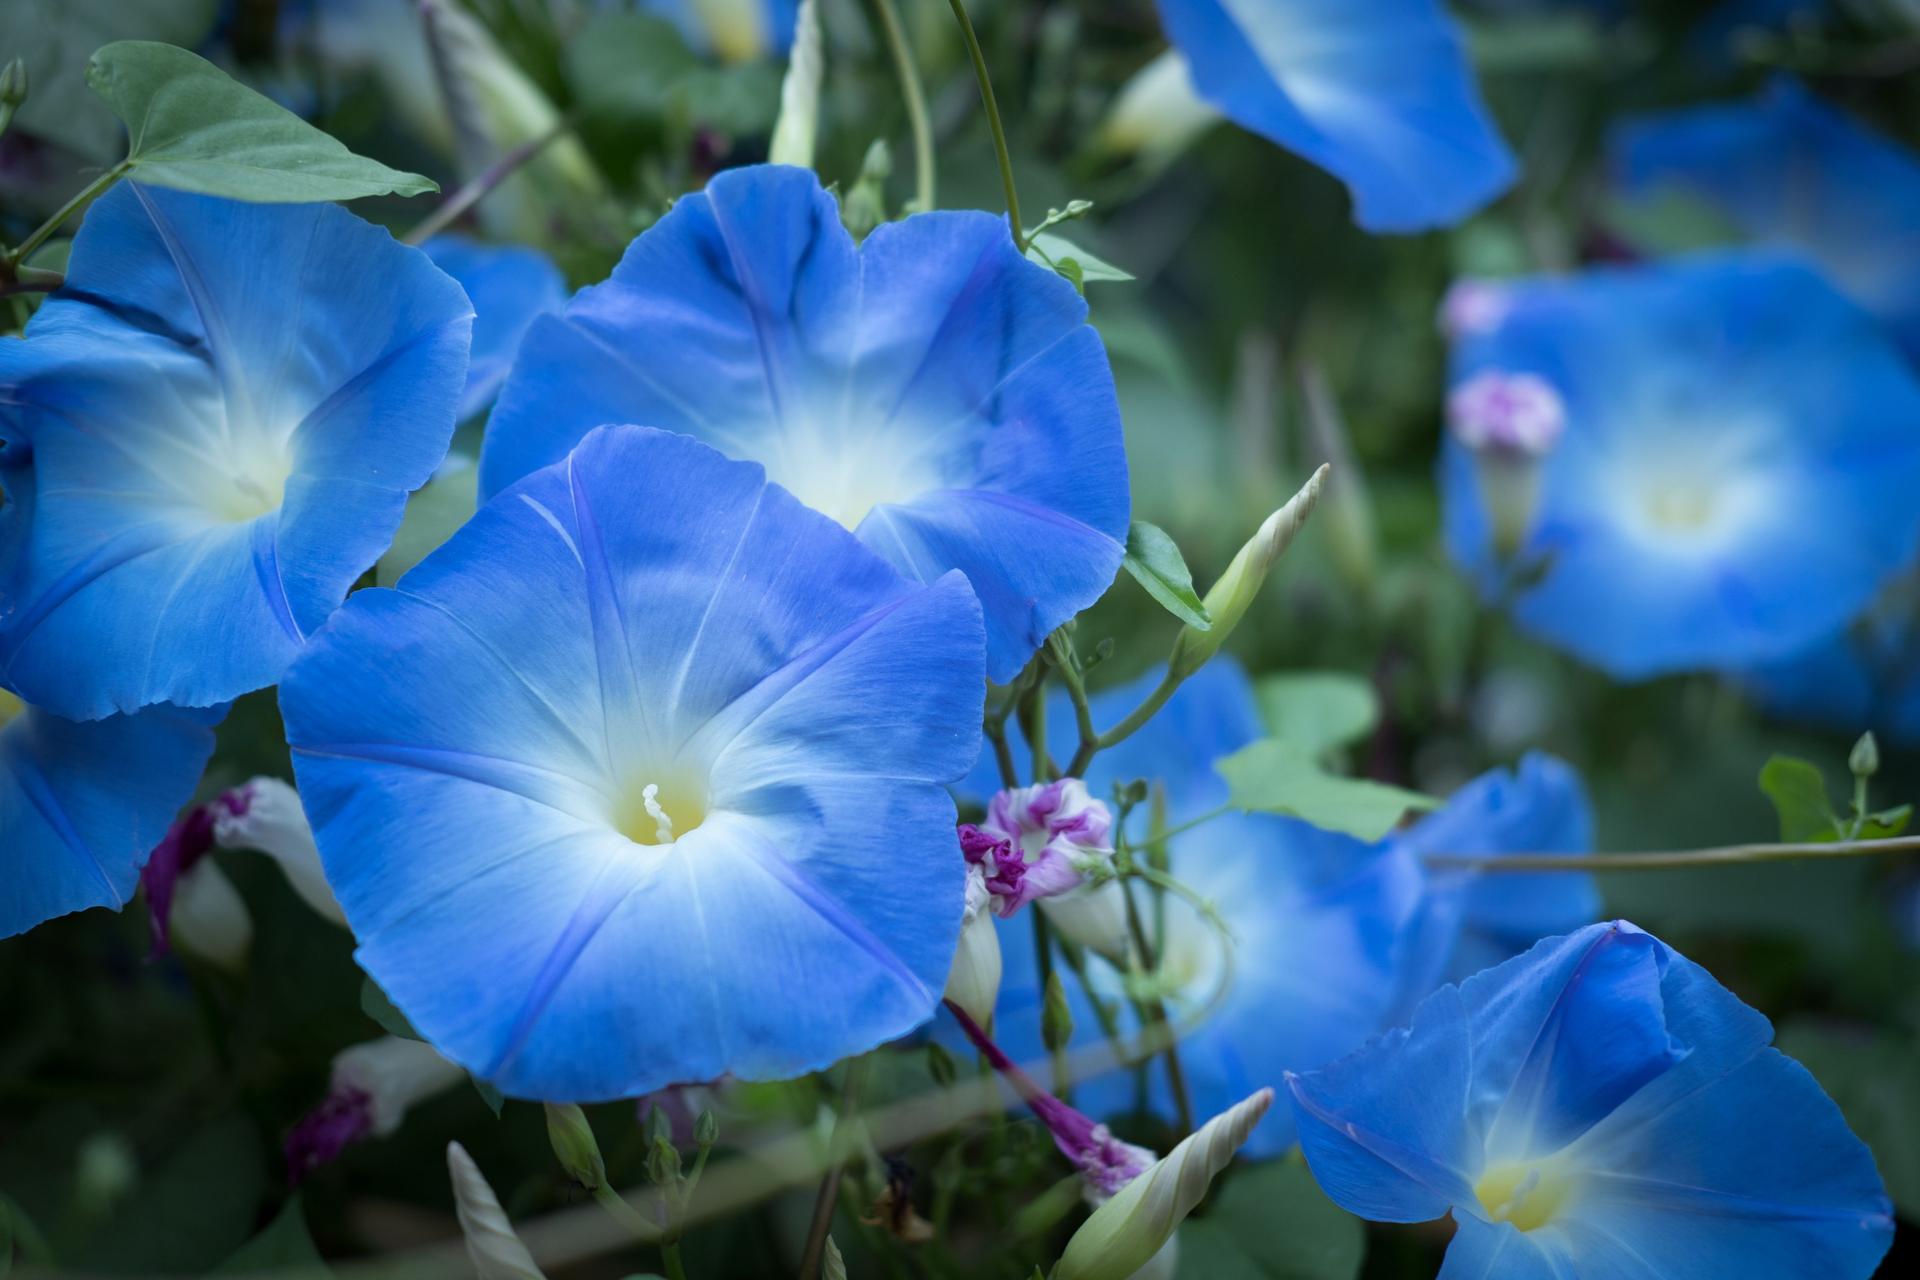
[280,426,986,1101]
[1442,254,1920,679]
[1395,751,1598,983]
[1152,0,1517,232]
[641,0,798,61]
[1613,78,1920,356]
[421,236,566,422]
[0,184,472,721]
[1288,921,1894,1280]
[1,687,219,939]
[481,164,1129,684]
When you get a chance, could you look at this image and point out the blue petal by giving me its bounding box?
[1154,0,1516,232]
[422,236,567,422]
[482,163,1128,682]
[281,426,986,1100]
[1,696,219,938]
[1446,254,1920,678]
[1288,981,1481,1222]
[1436,1215,1571,1280]
[0,183,471,719]
[1558,944,1893,1280]
[1741,579,1920,745]
[1612,77,1920,356]
[1394,752,1600,970]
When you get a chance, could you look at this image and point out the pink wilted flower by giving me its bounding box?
[971,780,1128,959]
[284,1036,465,1184]
[1447,370,1567,456]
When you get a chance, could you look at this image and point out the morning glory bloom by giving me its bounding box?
[642,0,797,62]
[1613,78,1920,355]
[1443,254,1920,679]
[1,688,218,939]
[280,426,986,1100]
[1152,0,1517,232]
[1396,752,1598,983]
[1289,922,1894,1280]
[422,236,566,422]
[482,163,1129,683]
[0,184,471,720]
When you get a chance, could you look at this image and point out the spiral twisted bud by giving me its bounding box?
[1169,468,1329,679]
[1054,1088,1274,1280]
[448,1142,546,1280]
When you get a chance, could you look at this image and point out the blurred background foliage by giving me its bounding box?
[4,0,1920,1276]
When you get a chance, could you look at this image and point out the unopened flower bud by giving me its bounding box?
[168,857,253,970]
[1097,49,1220,159]
[1448,371,1565,562]
[1041,971,1075,1054]
[0,57,28,110]
[1054,1089,1274,1280]
[942,881,1003,1031]
[695,1108,720,1148]
[1169,466,1329,680]
[448,1141,547,1280]
[1850,732,1880,781]
[543,1103,605,1191]
[646,1135,682,1186]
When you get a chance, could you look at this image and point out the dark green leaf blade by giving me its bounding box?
[1123,521,1211,630]
[86,41,437,201]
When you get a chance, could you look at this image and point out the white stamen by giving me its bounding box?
[642,783,675,844]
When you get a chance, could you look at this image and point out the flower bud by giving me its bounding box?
[543,1103,606,1191]
[167,858,253,971]
[695,1108,720,1148]
[1054,1088,1274,1280]
[1097,49,1220,159]
[767,0,821,170]
[1850,732,1880,781]
[0,57,28,110]
[1446,370,1565,562]
[942,884,1003,1031]
[447,1141,547,1280]
[646,1135,682,1186]
[1041,971,1074,1054]
[1169,467,1329,680]
[211,777,345,926]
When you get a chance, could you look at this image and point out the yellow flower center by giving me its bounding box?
[612,771,710,847]
[1475,1159,1576,1233]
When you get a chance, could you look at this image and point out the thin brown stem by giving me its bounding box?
[1426,835,1920,873]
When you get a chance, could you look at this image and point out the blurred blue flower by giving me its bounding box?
[1,687,218,938]
[954,661,1599,1153]
[281,426,986,1101]
[641,0,798,61]
[1443,254,1920,679]
[483,164,1127,684]
[1152,0,1516,232]
[1742,573,1920,744]
[1613,78,1920,355]
[422,236,567,422]
[0,184,471,720]
[1288,921,1894,1279]
[1395,751,1598,982]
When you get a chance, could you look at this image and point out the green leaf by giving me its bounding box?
[472,1075,507,1117]
[75,1113,267,1273]
[1026,232,1134,285]
[360,976,422,1041]
[1758,755,1841,843]
[1860,804,1913,840]
[1776,1020,1920,1216]
[377,457,480,587]
[212,1196,328,1275]
[1255,673,1378,758]
[0,0,218,163]
[1216,739,1436,842]
[85,41,437,201]
[1123,521,1211,630]
[1176,1159,1363,1279]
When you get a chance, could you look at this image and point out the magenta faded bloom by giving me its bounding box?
[1447,370,1566,456]
[977,780,1115,914]
[284,1085,375,1185]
